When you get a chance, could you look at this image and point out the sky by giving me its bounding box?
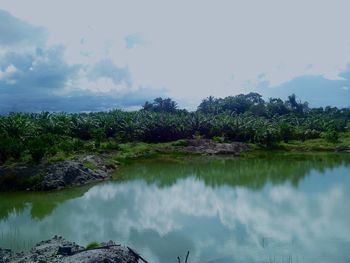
[0,0,350,112]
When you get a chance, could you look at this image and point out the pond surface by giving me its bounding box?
[1,153,350,263]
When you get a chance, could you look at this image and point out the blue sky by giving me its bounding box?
[0,0,349,112]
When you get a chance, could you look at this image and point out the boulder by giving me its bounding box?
[31,161,109,191]
[182,139,249,155]
[0,236,140,263]
[335,146,350,153]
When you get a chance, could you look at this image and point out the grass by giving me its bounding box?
[237,131,350,159]
[48,133,350,167]
[172,139,189,146]
[110,142,173,163]
[83,161,97,170]
[47,152,75,163]
[277,131,350,151]
[85,241,100,250]
[1,134,349,192]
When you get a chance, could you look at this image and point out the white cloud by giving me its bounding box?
[0,64,18,85]
[1,175,349,262]
[1,0,350,108]
[0,64,17,78]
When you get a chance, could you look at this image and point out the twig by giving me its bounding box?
[127,246,150,263]
[185,251,190,263]
[177,256,181,263]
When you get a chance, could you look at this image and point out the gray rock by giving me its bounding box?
[0,248,14,263]
[63,246,137,263]
[0,236,139,263]
[335,146,350,153]
[182,139,249,155]
[31,161,109,191]
[0,154,114,191]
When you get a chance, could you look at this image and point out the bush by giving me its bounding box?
[172,139,189,147]
[91,128,106,148]
[0,137,24,162]
[27,137,48,163]
[279,123,293,143]
[59,138,84,153]
[212,136,225,143]
[323,129,339,143]
[102,140,120,150]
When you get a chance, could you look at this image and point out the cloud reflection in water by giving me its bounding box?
[1,166,350,263]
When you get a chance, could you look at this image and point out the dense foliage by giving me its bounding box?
[0,94,349,163]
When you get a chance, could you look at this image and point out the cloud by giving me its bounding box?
[1,172,350,262]
[0,64,17,83]
[0,46,78,90]
[1,0,350,111]
[0,86,165,113]
[0,10,82,112]
[88,59,131,88]
[257,67,350,107]
[0,45,80,112]
[125,34,144,49]
[0,9,47,47]
[0,9,165,113]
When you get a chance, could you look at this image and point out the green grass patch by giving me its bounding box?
[110,142,173,163]
[47,152,75,163]
[249,131,350,153]
[83,161,97,170]
[172,139,189,147]
[86,241,100,250]
[100,140,120,151]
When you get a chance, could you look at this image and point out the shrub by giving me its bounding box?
[212,136,225,143]
[172,139,189,147]
[27,137,48,163]
[0,137,24,162]
[279,123,293,143]
[91,128,106,148]
[102,140,120,150]
[59,138,84,153]
[323,129,339,143]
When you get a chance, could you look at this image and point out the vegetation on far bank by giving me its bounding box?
[0,93,349,166]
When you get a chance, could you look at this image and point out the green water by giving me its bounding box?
[1,153,350,263]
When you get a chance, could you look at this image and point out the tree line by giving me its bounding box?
[0,93,349,163]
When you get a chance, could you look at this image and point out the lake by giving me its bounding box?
[1,153,350,263]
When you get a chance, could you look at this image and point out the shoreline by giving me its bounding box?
[0,139,349,192]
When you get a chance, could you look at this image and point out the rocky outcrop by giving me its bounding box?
[0,156,113,191]
[335,146,350,153]
[181,139,249,155]
[0,236,140,263]
[31,161,109,191]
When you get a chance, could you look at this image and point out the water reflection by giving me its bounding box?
[0,154,350,263]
